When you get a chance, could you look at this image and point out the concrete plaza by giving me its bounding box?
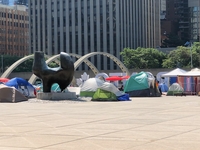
[0,96,200,150]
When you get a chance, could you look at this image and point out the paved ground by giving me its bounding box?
[0,96,200,150]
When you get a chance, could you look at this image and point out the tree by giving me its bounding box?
[162,45,200,68]
[120,47,167,69]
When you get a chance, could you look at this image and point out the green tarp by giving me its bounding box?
[124,72,149,92]
[92,89,117,101]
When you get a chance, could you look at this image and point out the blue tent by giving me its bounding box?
[5,77,36,98]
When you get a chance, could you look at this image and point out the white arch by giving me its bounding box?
[1,55,34,78]
[28,53,99,84]
[74,52,130,75]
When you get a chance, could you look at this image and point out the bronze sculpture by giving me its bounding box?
[32,51,74,92]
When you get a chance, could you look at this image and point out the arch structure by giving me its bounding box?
[74,52,130,76]
[28,53,99,84]
[2,52,129,84]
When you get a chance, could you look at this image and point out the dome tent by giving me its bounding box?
[80,78,104,97]
[124,72,161,97]
[167,83,184,96]
[92,82,130,101]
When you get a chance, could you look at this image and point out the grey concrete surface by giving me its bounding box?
[0,96,200,150]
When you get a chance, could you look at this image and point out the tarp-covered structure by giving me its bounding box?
[177,68,200,95]
[5,77,36,98]
[124,72,161,97]
[0,84,28,102]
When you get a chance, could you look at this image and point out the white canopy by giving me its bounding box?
[161,68,187,77]
[178,68,200,77]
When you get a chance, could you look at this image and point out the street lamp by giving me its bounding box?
[190,42,193,69]
[1,55,3,73]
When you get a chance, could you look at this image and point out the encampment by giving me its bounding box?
[124,72,161,97]
[92,82,130,101]
[0,84,28,102]
[166,83,184,96]
[80,78,104,97]
[5,77,36,98]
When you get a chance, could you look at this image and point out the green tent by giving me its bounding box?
[92,89,117,101]
[92,82,125,101]
[167,83,184,96]
[124,72,160,97]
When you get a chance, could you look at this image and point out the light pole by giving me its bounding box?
[190,42,193,69]
[1,55,3,73]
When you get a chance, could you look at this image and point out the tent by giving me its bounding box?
[166,83,184,96]
[5,77,36,98]
[161,68,187,77]
[124,72,161,97]
[0,84,28,102]
[178,68,200,77]
[80,78,104,97]
[161,68,187,86]
[92,82,130,101]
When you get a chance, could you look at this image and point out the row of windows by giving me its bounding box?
[0,20,29,28]
[0,12,28,20]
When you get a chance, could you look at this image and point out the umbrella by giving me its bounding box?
[0,78,9,83]
[105,76,122,81]
[121,75,130,80]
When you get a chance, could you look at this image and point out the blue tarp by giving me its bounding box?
[159,83,168,92]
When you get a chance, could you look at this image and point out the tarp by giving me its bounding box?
[178,68,200,77]
[80,78,104,97]
[167,83,184,96]
[159,83,168,92]
[0,84,28,102]
[124,72,149,92]
[5,77,36,98]
[161,68,187,77]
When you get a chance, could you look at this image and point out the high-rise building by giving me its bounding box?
[0,4,29,56]
[188,0,200,42]
[29,0,160,71]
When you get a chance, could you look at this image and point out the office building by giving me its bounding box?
[29,0,160,71]
[188,0,200,42]
[0,4,29,56]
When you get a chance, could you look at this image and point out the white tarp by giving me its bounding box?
[80,78,104,92]
[161,68,187,77]
[98,82,124,97]
[178,68,200,76]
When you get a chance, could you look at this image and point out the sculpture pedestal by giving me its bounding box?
[37,92,77,100]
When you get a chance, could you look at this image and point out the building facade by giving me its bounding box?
[188,0,200,42]
[29,0,160,71]
[0,4,29,56]
[0,0,28,6]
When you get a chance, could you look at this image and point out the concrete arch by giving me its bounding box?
[74,52,130,76]
[28,53,99,84]
[1,54,34,78]
[1,54,55,78]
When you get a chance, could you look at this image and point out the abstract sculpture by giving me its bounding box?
[32,51,74,92]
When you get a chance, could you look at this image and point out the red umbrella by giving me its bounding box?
[121,75,130,80]
[0,78,9,83]
[105,76,122,81]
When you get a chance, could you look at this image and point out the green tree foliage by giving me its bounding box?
[120,47,167,69]
[162,45,200,68]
